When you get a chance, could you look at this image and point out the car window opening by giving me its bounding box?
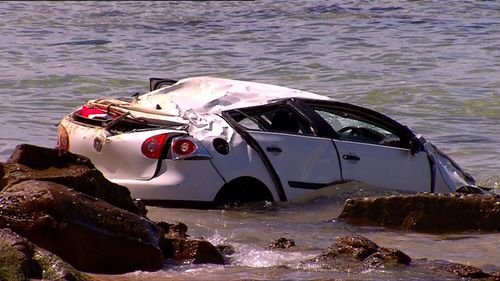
[232,106,313,135]
[313,108,407,148]
[270,109,300,133]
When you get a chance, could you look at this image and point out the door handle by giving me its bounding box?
[343,154,360,161]
[266,146,282,153]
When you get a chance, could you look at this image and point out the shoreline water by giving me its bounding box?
[1,1,498,279]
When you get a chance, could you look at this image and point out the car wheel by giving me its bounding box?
[214,177,273,207]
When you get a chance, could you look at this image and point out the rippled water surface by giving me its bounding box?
[1,1,499,280]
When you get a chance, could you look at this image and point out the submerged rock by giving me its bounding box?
[0,228,91,281]
[0,180,164,274]
[308,235,411,272]
[1,143,144,216]
[158,221,189,239]
[412,259,500,280]
[338,193,500,232]
[306,235,499,280]
[215,244,236,256]
[158,221,226,265]
[266,237,296,250]
[162,238,226,265]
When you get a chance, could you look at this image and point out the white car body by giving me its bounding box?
[58,77,484,207]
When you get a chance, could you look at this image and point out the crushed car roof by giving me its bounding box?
[134,76,331,117]
[85,77,333,141]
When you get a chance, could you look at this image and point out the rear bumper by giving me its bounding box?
[111,159,226,201]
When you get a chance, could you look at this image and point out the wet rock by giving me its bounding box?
[157,221,225,264]
[0,228,91,281]
[307,235,499,280]
[439,262,492,278]
[413,259,500,280]
[320,235,379,260]
[266,237,296,250]
[162,238,226,265]
[216,244,236,256]
[310,235,410,272]
[338,193,500,232]
[0,180,164,274]
[1,143,142,215]
[363,247,412,269]
[158,221,189,239]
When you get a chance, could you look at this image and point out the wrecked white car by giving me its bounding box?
[57,77,486,207]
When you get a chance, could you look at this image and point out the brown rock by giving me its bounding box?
[363,247,412,269]
[157,221,226,265]
[310,235,411,272]
[0,180,164,274]
[338,193,500,232]
[413,259,500,280]
[320,235,379,260]
[0,228,91,281]
[215,244,236,256]
[162,238,226,265]
[266,237,296,250]
[157,221,189,239]
[441,262,491,278]
[1,143,143,215]
[309,236,498,279]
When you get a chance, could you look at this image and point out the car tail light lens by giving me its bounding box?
[57,125,69,153]
[141,133,169,159]
[172,138,197,156]
[170,136,211,160]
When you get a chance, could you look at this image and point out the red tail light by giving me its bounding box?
[141,134,169,159]
[170,136,211,160]
[172,138,197,156]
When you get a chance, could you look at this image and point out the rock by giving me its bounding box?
[157,221,225,265]
[0,144,228,274]
[158,221,189,239]
[363,247,412,269]
[162,238,226,265]
[307,235,499,280]
[266,237,296,249]
[338,193,500,232]
[0,180,164,274]
[439,262,492,278]
[311,235,411,272]
[413,259,500,280]
[1,143,142,216]
[156,220,225,264]
[216,244,236,256]
[0,228,91,281]
[320,235,379,260]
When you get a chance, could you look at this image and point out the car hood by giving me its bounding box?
[420,137,486,193]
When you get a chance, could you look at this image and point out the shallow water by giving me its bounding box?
[1,1,499,280]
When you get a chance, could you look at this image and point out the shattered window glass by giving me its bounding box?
[315,109,402,147]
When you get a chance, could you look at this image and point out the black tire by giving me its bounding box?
[213,177,273,207]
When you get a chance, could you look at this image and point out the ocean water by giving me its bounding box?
[0,1,498,280]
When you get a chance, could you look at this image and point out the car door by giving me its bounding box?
[306,101,432,192]
[228,104,343,201]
